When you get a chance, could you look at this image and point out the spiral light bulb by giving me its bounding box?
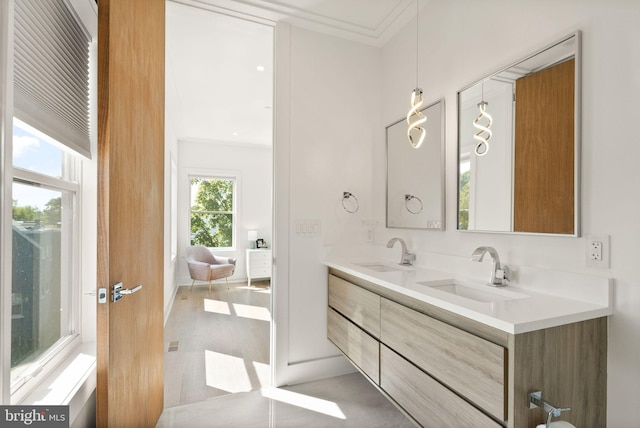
[473,101,493,156]
[406,88,427,149]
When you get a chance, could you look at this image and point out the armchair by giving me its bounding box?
[185,246,236,293]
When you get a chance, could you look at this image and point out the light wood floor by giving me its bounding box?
[164,280,272,408]
[160,280,415,427]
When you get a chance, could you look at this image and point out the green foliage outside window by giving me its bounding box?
[13,197,61,226]
[190,178,234,248]
[458,171,470,230]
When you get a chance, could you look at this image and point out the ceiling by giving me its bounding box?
[166,0,418,145]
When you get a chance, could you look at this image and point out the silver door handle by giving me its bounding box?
[112,282,143,302]
[120,285,142,295]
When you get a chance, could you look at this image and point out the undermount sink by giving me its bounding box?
[417,279,529,303]
[354,262,404,273]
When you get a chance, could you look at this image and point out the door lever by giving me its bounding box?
[112,282,143,302]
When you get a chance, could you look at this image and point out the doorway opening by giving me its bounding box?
[164,1,274,408]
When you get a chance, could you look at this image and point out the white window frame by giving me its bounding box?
[8,130,83,404]
[0,0,93,405]
[188,173,239,252]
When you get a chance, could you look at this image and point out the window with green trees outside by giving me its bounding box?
[190,177,235,248]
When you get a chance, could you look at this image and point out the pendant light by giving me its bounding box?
[473,82,493,156]
[406,0,426,149]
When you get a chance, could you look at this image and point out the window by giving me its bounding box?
[10,119,80,394]
[190,177,236,249]
[1,0,92,404]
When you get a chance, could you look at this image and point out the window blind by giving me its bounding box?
[14,0,91,159]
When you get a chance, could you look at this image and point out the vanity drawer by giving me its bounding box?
[380,298,506,421]
[327,308,379,384]
[328,274,380,338]
[380,345,501,428]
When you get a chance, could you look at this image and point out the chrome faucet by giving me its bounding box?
[471,246,511,287]
[387,238,416,266]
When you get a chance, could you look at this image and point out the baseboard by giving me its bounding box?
[273,354,356,388]
[164,283,179,326]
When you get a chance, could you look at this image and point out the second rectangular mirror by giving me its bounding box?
[457,32,581,236]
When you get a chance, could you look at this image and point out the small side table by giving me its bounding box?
[246,249,272,286]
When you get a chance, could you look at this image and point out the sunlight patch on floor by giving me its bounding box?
[203,298,231,315]
[235,285,271,294]
[204,351,270,393]
[260,387,346,419]
[204,298,270,322]
[252,360,270,388]
[204,350,252,393]
[232,303,271,321]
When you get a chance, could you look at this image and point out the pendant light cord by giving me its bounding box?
[406,0,426,149]
[415,0,419,88]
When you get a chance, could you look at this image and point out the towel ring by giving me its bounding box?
[342,192,359,214]
[405,194,423,214]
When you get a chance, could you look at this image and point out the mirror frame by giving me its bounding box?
[456,31,582,237]
[386,98,446,230]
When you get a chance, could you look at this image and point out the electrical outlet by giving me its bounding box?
[590,241,602,261]
[361,219,380,244]
[586,234,609,268]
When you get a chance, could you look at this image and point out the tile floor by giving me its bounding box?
[157,373,415,428]
[159,280,414,427]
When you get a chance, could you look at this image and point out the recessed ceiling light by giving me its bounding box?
[233,132,238,136]
[256,65,265,72]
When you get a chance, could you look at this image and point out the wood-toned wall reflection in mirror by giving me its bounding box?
[457,32,580,236]
[387,99,445,230]
[514,58,574,233]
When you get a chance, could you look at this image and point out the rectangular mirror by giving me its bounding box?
[387,99,445,230]
[457,32,581,236]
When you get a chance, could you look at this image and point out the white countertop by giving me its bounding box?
[325,256,613,334]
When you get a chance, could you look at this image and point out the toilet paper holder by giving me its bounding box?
[529,391,571,427]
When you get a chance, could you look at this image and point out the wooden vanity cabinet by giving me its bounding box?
[328,274,380,338]
[381,345,501,428]
[327,269,607,428]
[381,298,506,422]
[327,274,381,383]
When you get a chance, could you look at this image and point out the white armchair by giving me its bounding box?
[185,246,236,293]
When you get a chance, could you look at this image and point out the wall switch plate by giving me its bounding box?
[295,219,321,237]
[586,234,610,268]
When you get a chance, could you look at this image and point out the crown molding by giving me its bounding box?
[169,0,425,47]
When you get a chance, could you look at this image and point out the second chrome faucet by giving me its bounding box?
[387,238,416,266]
[471,246,511,286]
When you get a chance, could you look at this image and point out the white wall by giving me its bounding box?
[273,23,382,385]
[175,140,272,287]
[378,0,640,425]
[163,117,179,320]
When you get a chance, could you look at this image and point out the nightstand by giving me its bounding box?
[246,249,272,286]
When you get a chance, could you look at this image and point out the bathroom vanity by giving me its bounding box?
[325,260,610,428]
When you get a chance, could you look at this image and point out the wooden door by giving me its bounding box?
[97,0,165,426]
[513,59,575,234]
